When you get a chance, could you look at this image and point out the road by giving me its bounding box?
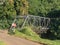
[0,30,42,45]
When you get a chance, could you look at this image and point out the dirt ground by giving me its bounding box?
[0,30,42,45]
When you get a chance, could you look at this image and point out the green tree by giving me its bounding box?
[3,0,16,17]
[14,0,29,15]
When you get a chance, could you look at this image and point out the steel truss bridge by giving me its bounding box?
[11,15,50,33]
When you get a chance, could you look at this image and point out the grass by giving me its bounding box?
[15,27,40,41]
[38,38,60,45]
[14,27,60,45]
[0,41,6,45]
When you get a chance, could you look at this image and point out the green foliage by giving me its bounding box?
[14,0,29,15]
[0,41,6,45]
[50,18,60,39]
[0,0,16,29]
[28,0,60,16]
